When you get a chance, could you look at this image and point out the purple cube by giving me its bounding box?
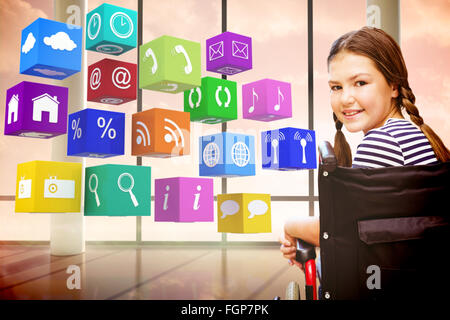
[206,31,252,76]
[242,79,292,122]
[4,81,68,138]
[154,177,214,222]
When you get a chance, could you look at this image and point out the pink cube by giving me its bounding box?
[242,79,292,122]
[154,177,214,222]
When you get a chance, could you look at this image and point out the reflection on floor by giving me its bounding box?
[0,245,308,300]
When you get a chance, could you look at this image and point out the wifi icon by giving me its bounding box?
[261,127,317,170]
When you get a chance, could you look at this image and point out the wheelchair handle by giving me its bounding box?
[318,141,337,172]
[295,239,316,263]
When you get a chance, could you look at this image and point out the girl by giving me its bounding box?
[280,26,450,266]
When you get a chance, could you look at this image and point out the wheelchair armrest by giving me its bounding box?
[318,141,337,172]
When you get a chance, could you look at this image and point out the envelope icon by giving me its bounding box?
[209,41,224,61]
[232,41,248,60]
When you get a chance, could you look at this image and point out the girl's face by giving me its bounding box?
[328,51,400,134]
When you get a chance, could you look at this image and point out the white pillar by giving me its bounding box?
[366,0,400,44]
[50,0,87,256]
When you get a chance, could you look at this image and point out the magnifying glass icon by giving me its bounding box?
[118,172,139,207]
[88,174,101,207]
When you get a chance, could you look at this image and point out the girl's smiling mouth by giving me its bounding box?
[342,109,364,118]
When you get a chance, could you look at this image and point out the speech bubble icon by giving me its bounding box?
[248,200,268,219]
[220,200,240,219]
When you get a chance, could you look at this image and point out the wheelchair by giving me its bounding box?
[284,141,450,300]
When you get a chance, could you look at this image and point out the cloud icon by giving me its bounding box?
[43,31,77,51]
[33,68,67,77]
[22,32,36,54]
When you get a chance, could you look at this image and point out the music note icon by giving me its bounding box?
[274,87,284,111]
[248,88,258,114]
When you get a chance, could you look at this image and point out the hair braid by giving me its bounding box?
[400,87,450,162]
[333,113,353,167]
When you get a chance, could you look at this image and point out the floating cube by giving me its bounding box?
[206,31,252,75]
[199,132,255,177]
[154,177,214,222]
[84,164,151,216]
[262,128,317,170]
[67,108,125,158]
[15,161,82,213]
[132,108,190,158]
[20,18,82,80]
[183,76,237,124]
[139,35,201,93]
[4,81,68,138]
[217,193,271,233]
[88,58,137,105]
[242,79,292,121]
[86,3,137,55]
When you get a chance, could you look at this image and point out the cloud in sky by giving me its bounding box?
[0,0,48,73]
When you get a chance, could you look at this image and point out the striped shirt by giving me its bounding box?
[352,118,439,168]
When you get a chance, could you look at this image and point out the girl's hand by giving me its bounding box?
[279,233,303,269]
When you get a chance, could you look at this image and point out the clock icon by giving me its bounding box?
[87,13,101,40]
[110,12,133,39]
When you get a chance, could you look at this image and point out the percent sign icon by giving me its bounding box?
[71,118,82,140]
[97,117,117,139]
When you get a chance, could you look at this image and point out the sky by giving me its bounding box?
[0,0,449,240]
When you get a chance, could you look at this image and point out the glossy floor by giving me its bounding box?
[0,245,308,300]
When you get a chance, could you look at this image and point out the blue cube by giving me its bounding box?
[199,132,255,177]
[20,18,82,80]
[86,3,137,55]
[261,127,317,170]
[67,108,125,158]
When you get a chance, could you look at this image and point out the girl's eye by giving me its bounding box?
[330,85,341,91]
[356,81,367,86]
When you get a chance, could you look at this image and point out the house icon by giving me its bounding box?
[8,94,19,125]
[32,93,60,123]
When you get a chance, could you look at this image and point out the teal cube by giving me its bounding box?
[86,3,137,55]
[84,164,151,216]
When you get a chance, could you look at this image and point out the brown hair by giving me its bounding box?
[327,26,450,166]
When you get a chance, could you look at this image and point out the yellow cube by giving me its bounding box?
[15,161,82,213]
[217,193,271,233]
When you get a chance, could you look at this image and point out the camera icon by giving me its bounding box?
[44,176,75,199]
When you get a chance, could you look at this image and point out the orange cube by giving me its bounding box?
[132,108,190,157]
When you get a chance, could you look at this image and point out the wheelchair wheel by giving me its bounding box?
[285,281,300,300]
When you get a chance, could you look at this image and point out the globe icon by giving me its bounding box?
[231,142,250,167]
[203,142,220,167]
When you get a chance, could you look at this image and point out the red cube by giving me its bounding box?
[87,58,137,105]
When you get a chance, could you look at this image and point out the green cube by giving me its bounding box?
[139,35,201,93]
[184,76,237,124]
[86,3,137,55]
[84,164,151,216]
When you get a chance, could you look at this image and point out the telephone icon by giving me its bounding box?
[175,44,192,74]
[145,47,158,74]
